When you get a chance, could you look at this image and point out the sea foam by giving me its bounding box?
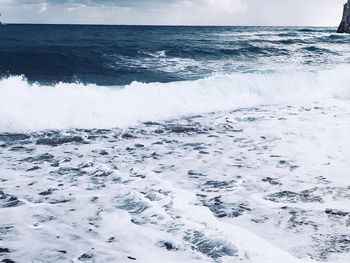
[1,66,350,132]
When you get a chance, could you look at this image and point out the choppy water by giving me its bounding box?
[1,25,350,263]
[1,25,350,85]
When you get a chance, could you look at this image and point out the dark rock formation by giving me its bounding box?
[337,0,350,33]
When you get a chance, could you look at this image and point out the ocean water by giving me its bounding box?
[1,25,350,263]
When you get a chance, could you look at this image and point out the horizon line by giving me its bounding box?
[2,22,338,27]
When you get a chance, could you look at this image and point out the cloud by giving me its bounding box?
[39,2,48,13]
[202,0,247,14]
[171,0,247,15]
[67,4,86,13]
[171,1,195,8]
[0,0,346,26]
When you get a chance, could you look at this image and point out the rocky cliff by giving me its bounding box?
[337,0,350,33]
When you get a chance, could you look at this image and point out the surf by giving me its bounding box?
[1,65,349,132]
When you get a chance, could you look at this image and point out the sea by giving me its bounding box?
[1,25,350,263]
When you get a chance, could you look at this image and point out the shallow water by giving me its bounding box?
[1,102,350,262]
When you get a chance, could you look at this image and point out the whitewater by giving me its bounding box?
[1,25,350,263]
[1,66,350,131]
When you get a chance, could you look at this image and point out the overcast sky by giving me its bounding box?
[0,0,346,26]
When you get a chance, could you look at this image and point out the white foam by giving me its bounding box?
[1,65,350,132]
[1,98,350,262]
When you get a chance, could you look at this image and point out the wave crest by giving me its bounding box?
[1,66,350,132]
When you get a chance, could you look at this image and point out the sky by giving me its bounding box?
[0,0,346,26]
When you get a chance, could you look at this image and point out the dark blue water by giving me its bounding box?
[1,24,349,85]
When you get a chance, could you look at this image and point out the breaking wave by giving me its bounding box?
[1,66,350,132]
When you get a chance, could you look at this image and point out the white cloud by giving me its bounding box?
[172,1,195,8]
[39,3,48,13]
[67,4,86,13]
[1,0,346,26]
[111,6,131,11]
[202,0,247,14]
[171,0,247,15]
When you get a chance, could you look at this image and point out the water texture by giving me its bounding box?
[0,25,350,263]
